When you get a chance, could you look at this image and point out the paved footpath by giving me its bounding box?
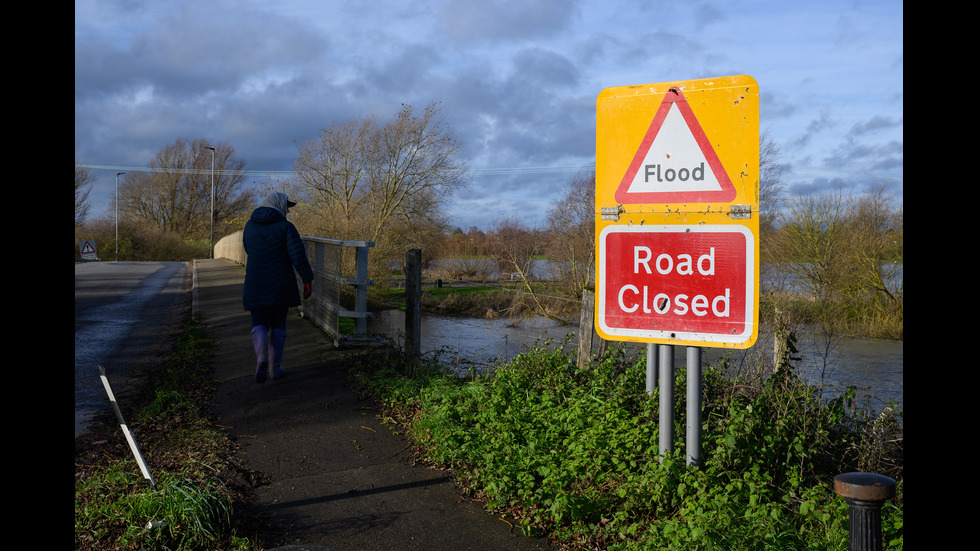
[193,258,552,551]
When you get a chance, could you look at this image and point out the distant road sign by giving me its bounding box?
[79,240,97,261]
[595,76,759,348]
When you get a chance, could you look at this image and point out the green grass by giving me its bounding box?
[380,282,501,306]
[371,282,522,318]
[349,340,904,550]
[74,318,259,551]
[75,291,902,550]
[75,467,240,550]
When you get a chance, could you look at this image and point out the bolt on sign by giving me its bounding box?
[595,75,760,349]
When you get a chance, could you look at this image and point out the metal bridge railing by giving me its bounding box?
[298,235,375,346]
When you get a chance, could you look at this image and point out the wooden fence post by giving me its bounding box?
[405,249,422,367]
[578,289,595,370]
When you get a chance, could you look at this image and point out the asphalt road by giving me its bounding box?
[74,261,192,439]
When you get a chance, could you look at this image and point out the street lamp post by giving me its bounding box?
[204,146,215,259]
[115,172,125,261]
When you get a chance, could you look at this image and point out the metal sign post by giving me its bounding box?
[595,75,759,465]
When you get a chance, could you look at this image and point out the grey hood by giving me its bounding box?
[259,192,294,216]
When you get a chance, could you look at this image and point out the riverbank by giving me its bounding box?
[74,317,258,550]
[75,295,903,550]
[373,280,583,322]
[350,341,904,550]
[368,277,904,341]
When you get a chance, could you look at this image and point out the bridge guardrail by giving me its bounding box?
[214,230,375,347]
[298,235,375,346]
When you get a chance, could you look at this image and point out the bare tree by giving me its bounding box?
[758,129,787,266]
[291,102,467,273]
[118,139,254,240]
[489,216,568,322]
[75,159,93,226]
[774,186,850,300]
[545,171,596,296]
[294,117,375,224]
[843,183,903,302]
[758,129,786,226]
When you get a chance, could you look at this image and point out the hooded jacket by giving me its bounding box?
[242,192,315,310]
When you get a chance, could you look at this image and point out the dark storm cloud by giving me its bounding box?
[76,0,903,230]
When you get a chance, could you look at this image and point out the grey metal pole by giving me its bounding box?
[205,146,215,259]
[577,290,595,370]
[686,346,702,466]
[646,343,658,394]
[658,344,673,459]
[355,244,371,337]
[115,172,124,262]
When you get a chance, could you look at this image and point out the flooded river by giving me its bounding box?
[368,309,903,412]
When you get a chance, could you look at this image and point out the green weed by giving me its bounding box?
[75,318,258,551]
[351,340,903,550]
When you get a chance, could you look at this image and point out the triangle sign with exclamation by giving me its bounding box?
[615,87,736,205]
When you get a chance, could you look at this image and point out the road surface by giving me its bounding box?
[74,261,191,439]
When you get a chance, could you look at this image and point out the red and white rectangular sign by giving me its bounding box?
[596,224,756,347]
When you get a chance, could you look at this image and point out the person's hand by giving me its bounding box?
[303,281,312,299]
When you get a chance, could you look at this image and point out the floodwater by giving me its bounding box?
[368,309,903,412]
[391,260,903,413]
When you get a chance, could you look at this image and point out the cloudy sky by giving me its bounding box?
[75,0,903,232]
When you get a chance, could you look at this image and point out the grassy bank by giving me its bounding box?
[349,342,903,550]
[373,281,579,321]
[372,280,587,323]
[370,277,903,341]
[75,285,901,550]
[761,291,903,341]
[74,318,260,551]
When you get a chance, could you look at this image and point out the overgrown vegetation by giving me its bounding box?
[74,319,260,551]
[766,184,902,340]
[350,339,903,550]
[75,218,211,262]
[374,280,581,321]
[417,179,902,340]
[76,126,901,548]
[74,143,255,262]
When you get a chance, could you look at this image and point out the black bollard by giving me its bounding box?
[833,472,896,551]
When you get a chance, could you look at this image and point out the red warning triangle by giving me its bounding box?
[81,241,96,254]
[615,87,736,204]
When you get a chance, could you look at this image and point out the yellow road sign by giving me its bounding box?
[595,75,760,349]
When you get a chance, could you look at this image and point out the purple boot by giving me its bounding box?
[251,325,269,383]
[269,328,287,379]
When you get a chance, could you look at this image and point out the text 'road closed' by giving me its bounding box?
[597,225,755,345]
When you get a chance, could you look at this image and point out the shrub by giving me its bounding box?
[353,340,903,549]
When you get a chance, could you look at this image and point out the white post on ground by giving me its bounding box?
[97,365,155,489]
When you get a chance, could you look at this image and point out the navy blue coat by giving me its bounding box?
[242,206,315,311]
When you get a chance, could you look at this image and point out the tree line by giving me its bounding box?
[75,137,256,261]
[75,102,902,338]
[75,103,464,265]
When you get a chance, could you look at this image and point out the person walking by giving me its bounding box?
[242,191,314,383]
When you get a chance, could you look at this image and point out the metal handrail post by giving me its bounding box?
[354,244,370,337]
[298,235,375,344]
